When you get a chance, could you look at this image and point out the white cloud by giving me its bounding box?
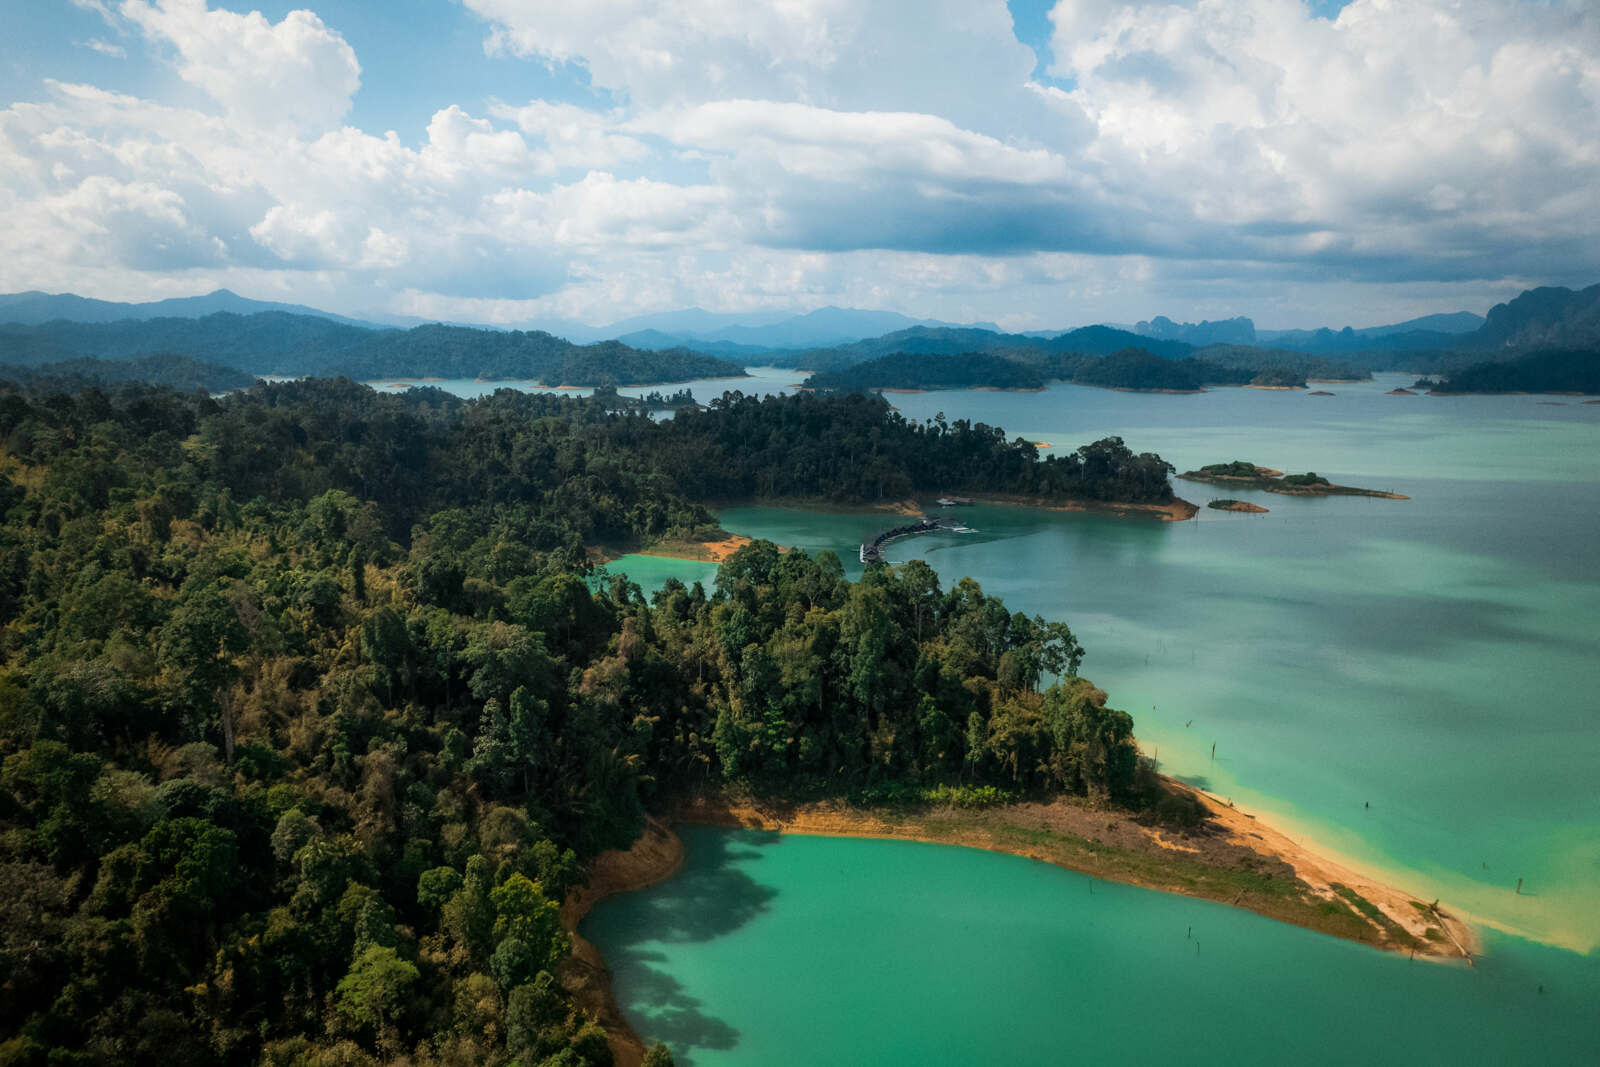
[79,39,128,58]
[490,100,649,171]
[120,0,360,134]
[1,0,1597,326]
[648,101,1069,185]
[38,175,227,269]
[491,171,734,250]
[461,0,1066,144]
[1048,0,1600,261]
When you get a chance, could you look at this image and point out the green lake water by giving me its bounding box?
[585,827,1598,1066]
[428,371,1600,1063]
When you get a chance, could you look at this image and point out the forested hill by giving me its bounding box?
[0,312,746,387]
[1417,348,1600,394]
[804,346,1365,393]
[1471,283,1600,351]
[772,323,1194,373]
[0,377,1174,1065]
[0,354,256,393]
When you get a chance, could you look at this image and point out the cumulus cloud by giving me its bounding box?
[2,0,1597,325]
[1047,0,1600,278]
[461,0,1066,141]
[34,175,227,269]
[490,100,649,172]
[120,0,361,133]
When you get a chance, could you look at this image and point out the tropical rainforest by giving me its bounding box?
[0,378,1173,1066]
[0,355,255,394]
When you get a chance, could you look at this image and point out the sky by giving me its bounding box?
[2,1,1597,331]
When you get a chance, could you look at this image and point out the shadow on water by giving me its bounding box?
[610,949,740,1065]
[592,829,781,1066]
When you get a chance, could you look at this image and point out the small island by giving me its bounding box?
[1181,461,1408,499]
[1207,498,1269,513]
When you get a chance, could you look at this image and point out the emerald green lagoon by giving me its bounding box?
[433,371,1600,1063]
[585,828,1598,1065]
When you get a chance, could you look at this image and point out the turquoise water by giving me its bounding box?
[609,374,1600,954]
[593,553,720,598]
[420,371,1600,1062]
[585,828,1599,1066]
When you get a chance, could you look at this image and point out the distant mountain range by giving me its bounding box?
[2,283,1596,389]
[608,306,1002,352]
[768,324,1197,373]
[1134,316,1257,346]
[0,289,380,329]
[0,312,745,387]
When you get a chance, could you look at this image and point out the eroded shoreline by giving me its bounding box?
[565,780,1478,1060]
[559,818,685,1067]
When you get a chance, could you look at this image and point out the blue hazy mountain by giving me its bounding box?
[0,311,745,385]
[602,305,1001,351]
[1256,311,1484,352]
[0,289,381,328]
[1471,284,1600,350]
[1134,315,1257,345]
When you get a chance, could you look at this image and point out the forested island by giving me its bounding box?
[804,346,1346,394]
[0,313,747,387]
[1180,461,1406,499]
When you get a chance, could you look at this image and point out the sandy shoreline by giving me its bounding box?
[669,785,1476,961]
[559,818,685,1067]
[565,779,1477,1058]
[635,532,758,563]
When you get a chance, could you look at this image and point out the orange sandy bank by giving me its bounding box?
[639,533,758,563]
[672,788,1476,961]
[564,785,1476,1061]
[560,819,684,1067]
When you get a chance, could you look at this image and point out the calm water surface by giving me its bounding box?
[585,827,1598,1066]
[428,371,1600,1063]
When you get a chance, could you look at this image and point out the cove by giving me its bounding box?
[423,370,1600,1058]
[584,826,1600,1066]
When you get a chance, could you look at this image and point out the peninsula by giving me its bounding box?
[0,376,1216,1067]
[567,783,1475,1065]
